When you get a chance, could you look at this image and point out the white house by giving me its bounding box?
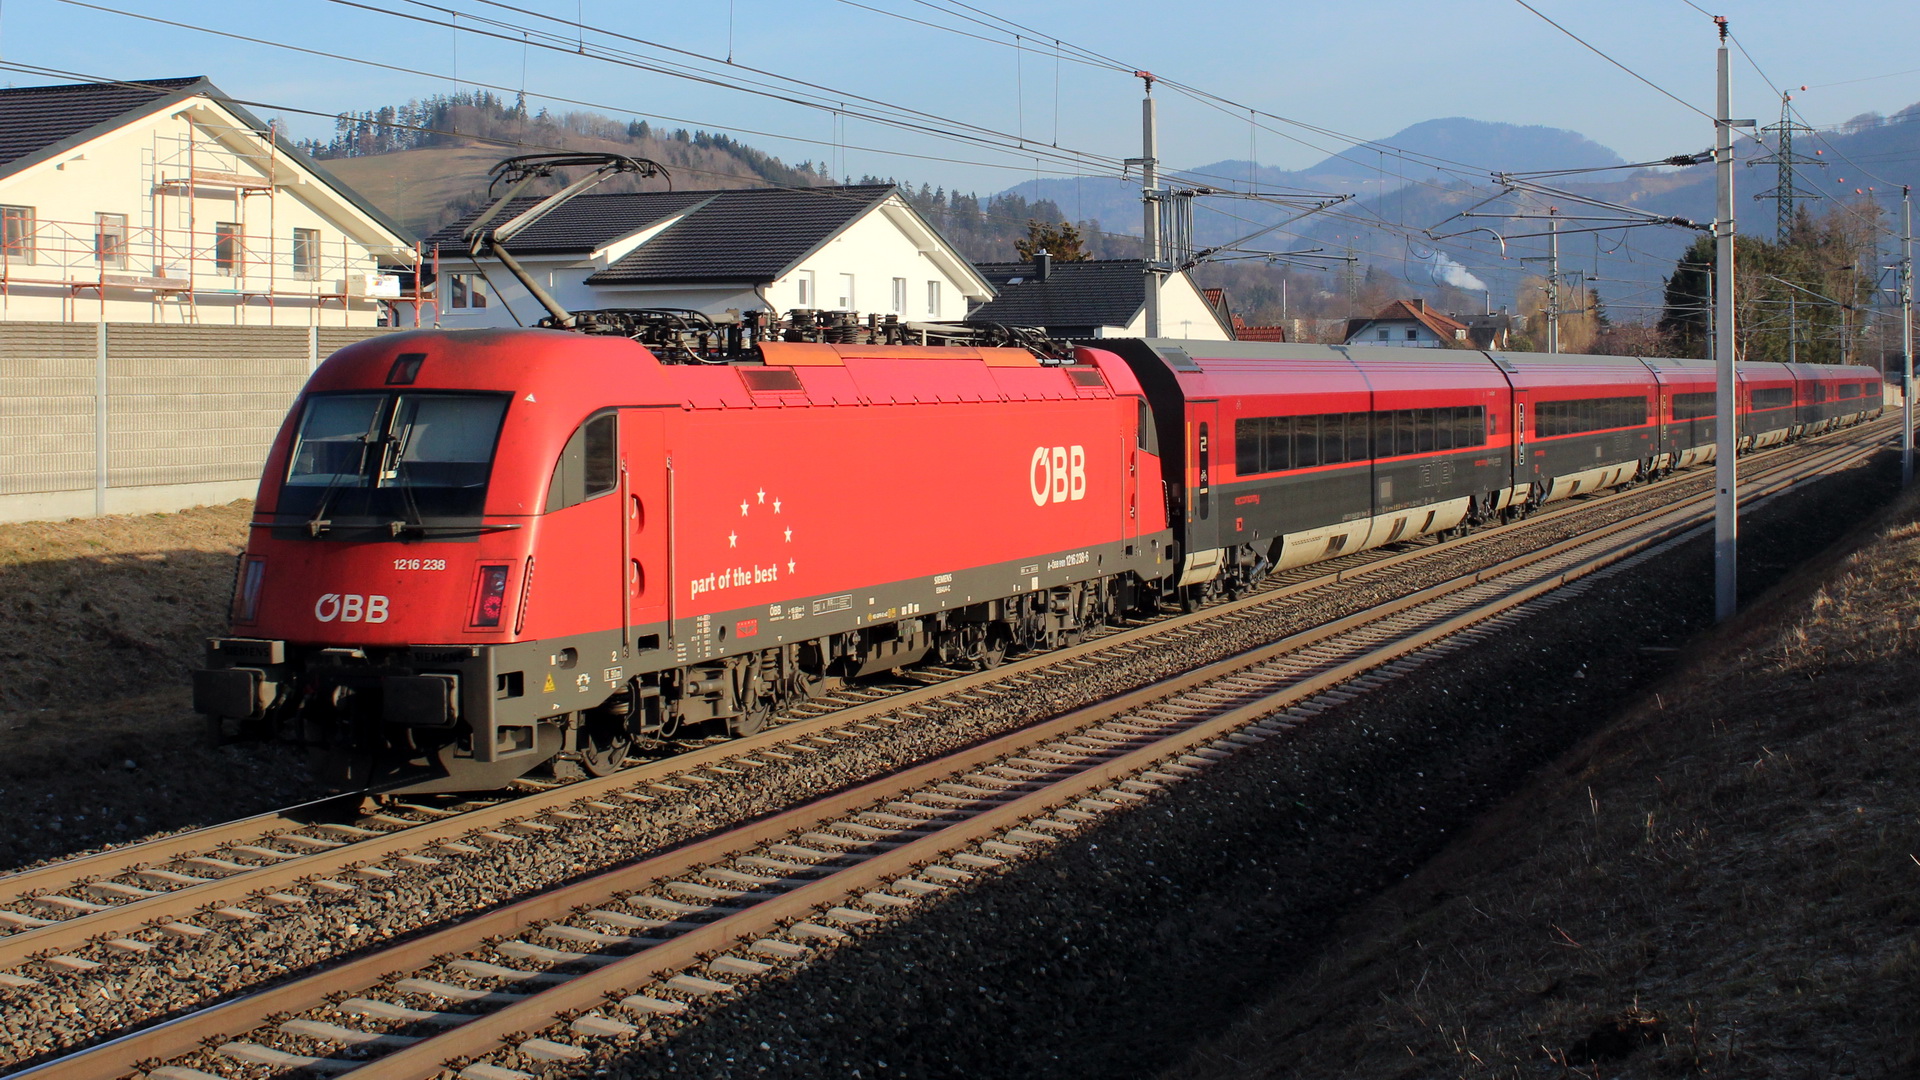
[967,257,1233,340]
[0,76,417,326]
[410,184,991,327]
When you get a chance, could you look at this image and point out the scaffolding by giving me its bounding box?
[0,117,424,325]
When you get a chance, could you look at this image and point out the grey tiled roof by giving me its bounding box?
[424,190,717,256]
[588,185,895,284]
[967,259,1147,329]
[0,76,206,177]
[427,184,899,284]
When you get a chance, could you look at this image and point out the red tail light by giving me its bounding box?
[470,563,511,628]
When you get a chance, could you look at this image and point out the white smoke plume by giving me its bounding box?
[1432,253,1488,293]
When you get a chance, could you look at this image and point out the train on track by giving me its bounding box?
[192,156,1885,793]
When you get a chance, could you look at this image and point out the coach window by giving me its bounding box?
[1293,416,1320,469]
[1346,413,1369,461]
[1264,416,1291,471]
[546,410,619,512]
[1320,414,1346,465]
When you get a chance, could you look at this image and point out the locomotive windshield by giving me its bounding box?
[279,391,510,530]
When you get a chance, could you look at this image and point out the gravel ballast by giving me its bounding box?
[0,440,1890,1074]
[536,452,1901,1078]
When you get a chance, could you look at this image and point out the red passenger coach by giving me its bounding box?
[197,329,1175,791]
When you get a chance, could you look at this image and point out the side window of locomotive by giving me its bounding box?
[1136,399,1160,454]
[546,411,619,512]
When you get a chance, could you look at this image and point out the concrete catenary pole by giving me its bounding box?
[1139,71,1163,338]
[1713,17,1739,622]
[1903,185,1914,486]
[1546,207,1560,353]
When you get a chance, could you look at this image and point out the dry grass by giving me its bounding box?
[0,501,249,733]
[1164,491,1920,1080]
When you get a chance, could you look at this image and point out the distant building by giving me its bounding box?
[967,256,1232,340]
[411,183,990,327]
[1230,315,1288,342]
[1343,298,1471,348]
[1465,311,1514,350]
[0,76,415,325]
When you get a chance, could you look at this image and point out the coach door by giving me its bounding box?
[1178,401,1223,584]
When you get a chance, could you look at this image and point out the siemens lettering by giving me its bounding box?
[1028,445,1087,505]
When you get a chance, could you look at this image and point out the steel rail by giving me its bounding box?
[0,417,1889,976]
[10,425,1888,1080]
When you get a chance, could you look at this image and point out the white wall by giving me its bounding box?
[1352,320,1453,348]
[1113,273,1231,340]
[0,100,409,327]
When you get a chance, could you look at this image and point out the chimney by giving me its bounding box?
[1033,250,1051,282]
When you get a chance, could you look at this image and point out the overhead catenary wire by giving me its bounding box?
[332,0,1129,177]
[58,1,1135,187]
[0,58,1172,257]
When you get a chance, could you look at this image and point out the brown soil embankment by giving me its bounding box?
[0,503,322,871]
[1166,481,1920,1077]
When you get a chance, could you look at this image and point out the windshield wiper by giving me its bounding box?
[386,520,524,536]
[307,425,387,536]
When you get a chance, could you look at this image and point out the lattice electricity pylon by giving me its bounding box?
[1748,92,1827,243]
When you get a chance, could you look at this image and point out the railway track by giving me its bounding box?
[0,423,1845,979]
[4,419,1891,1079]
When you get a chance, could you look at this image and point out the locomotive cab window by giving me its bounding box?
[281,391,510,525]
[547,411,619,512]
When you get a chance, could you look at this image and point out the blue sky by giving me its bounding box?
[3,0,1917,195]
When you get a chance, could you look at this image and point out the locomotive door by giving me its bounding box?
[621,410,670,651]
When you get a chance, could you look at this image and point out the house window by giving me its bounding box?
[95,213,128,268]
[214,222,243,275]
[292,228,321,280]
[1,205,34,264]
[891,277,906,315]
[447,272,488,309]
[795,269,814,308]
[837,273,855,310]
[926,280,940,317]
[1406,329,1419,341]
[1376,328,1389,341]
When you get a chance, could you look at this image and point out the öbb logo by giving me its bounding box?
[314,593,390,624]
[1029,445,1087,506]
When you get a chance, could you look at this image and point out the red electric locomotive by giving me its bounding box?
[194,328,1176,791]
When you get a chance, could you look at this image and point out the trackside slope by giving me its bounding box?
[0,502,323,871]
[1164,488,1920,1078]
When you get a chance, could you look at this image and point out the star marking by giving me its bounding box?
[740,500,749,516]
[728,531,738,548]
[772,498,782,513]
[757,488,766,503]
[787,559,797,574]
[784,527,793,542]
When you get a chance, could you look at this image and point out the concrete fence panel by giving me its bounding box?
[0,322,395,524]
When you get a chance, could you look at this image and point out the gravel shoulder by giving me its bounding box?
[555,450,1905,1079]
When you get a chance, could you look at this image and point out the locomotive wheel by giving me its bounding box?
[577,719,632,777]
